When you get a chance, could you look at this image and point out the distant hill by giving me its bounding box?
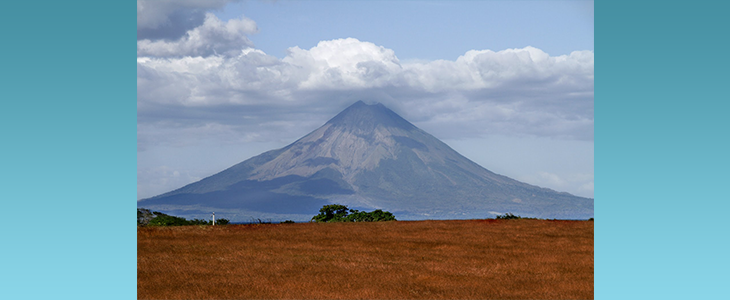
[138,101,593,221]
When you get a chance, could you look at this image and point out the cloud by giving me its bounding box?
[137,0,240,40]
[407,47,593,92]
[283,38,404,89]
[137,13,258,57]
[138,38,593,147]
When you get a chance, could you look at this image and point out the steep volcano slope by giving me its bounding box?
[138,101,593,220]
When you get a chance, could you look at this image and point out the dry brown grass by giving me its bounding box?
[138,219,593,299]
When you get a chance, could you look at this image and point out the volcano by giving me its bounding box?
[138,101,593,221]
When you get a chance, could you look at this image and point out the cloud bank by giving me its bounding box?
[138,38,593,149]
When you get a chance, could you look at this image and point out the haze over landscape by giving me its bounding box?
[137,0,594,221]
[139,101,593,221]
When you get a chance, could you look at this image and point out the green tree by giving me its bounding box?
[369,209,396,221]
[312,204,396,222]
[312,204,350,222]
[344,209,370,222]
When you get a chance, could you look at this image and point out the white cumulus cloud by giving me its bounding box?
[283,38,404,89]
[398,46,593,94]
[138,38,593,142]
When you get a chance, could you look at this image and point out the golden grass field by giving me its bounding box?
[138,219,593,299]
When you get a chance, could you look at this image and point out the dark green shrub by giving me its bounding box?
[369,209,396,221]
[495,213,521,220]
[188,218,209,225]
[148,215,190,226]
[312,205,396,222]
[349,210,368,222]
[312,204,350,222]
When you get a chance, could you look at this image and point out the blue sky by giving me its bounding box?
[217,1,594,59]
[137,0,594,200]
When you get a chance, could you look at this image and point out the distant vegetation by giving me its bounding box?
[311,204,396,222]
[494,213,543,220]
[137,208,229,226]
[495,213,522,220]
[494,213,594,221]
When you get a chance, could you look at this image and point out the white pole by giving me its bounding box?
[212,212,215,226]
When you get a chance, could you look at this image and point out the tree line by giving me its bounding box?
[138,208,229,226]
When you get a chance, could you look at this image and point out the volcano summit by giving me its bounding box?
[138,101,593,221]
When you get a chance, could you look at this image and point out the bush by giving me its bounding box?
[281,220,296,224]
[148,215,190,226]
[188,218,209,225]
[495,213,521,220]
[312,205,396,222]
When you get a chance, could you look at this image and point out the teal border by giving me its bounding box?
[597,1,729,299]
[0,1,135,299]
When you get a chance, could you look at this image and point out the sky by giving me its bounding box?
[137,0,594,200]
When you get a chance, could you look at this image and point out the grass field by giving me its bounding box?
[138,219,593,299]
